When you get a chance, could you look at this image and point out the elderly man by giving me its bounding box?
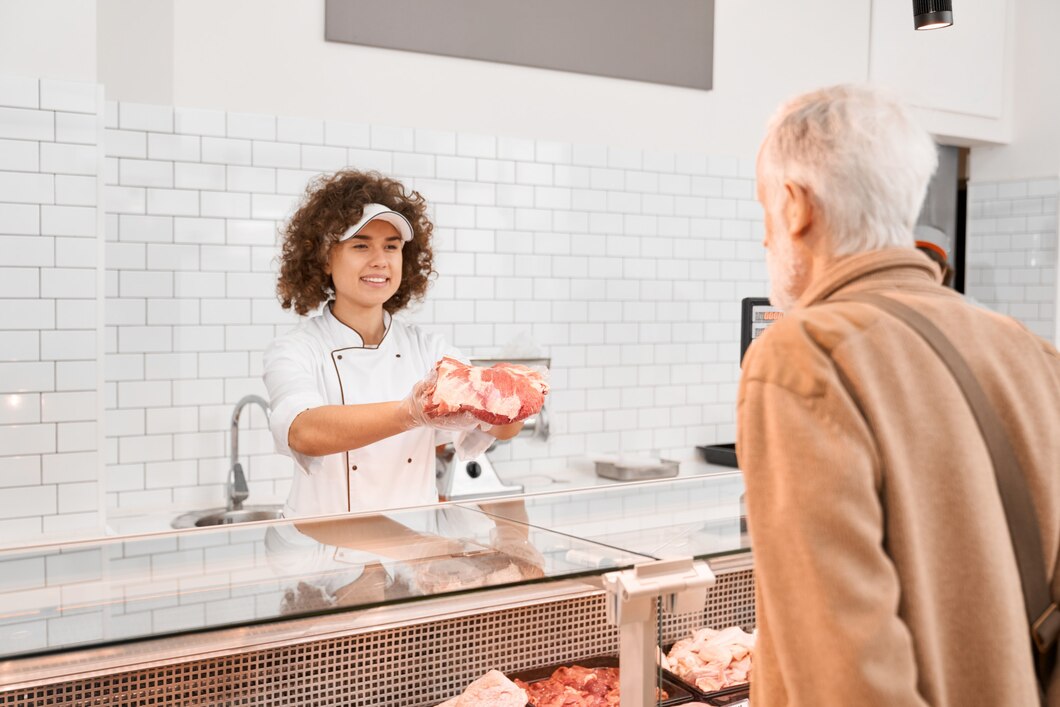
[737,84,1059,706]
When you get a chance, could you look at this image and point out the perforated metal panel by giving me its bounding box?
[2,567,754,706]
[662,561,757,645]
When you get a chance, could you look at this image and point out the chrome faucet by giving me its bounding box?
[229,394,271,511]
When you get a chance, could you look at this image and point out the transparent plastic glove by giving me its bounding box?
[424,410,485,433]
[398,369,483,432]
[489,525,546,579]
[454,426,495,460]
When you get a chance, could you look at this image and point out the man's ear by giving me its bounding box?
[783,182,814,240]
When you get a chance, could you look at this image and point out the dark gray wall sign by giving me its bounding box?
[325,0,715,91]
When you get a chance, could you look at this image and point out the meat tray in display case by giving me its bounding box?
[508,655,693,705]
[660,625,754,704]
[0,472,753,707]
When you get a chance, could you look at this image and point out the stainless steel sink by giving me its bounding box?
[171,397,282,530]
[171,504,284,529]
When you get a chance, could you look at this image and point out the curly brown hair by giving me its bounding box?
[277,170,435,315]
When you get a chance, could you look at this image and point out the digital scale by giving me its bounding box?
[698,297,783,468]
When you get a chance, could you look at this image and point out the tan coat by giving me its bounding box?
[737,248,1060,706]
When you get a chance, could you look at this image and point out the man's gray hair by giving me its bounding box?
[759,84,938,256]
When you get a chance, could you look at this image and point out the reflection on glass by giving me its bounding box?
[266,505,551,611]
[0,503,653,660]
[470,475,748,562]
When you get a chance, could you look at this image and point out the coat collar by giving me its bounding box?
[323,302,392,349]
[793,247,943,310]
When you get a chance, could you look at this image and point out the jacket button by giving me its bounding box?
[395,353,401,358]
[407,458,412,463]
[351,465,358,471]
[337,354,343,360]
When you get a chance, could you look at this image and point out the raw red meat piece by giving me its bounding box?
[513,665,666,707]
[422,357,549,426]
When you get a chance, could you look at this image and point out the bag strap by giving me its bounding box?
[835,293,1059,665]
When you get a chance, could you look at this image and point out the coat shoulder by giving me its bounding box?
[741,304,862,398]
[264,314,328,362]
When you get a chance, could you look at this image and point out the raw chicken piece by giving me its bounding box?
[664,625,756,693]
[423,357,548,426]
[439,669,528,706]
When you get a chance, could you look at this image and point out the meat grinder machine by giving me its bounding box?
[435,357,550,501]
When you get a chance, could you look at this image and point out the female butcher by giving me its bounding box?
[263,169,523,519]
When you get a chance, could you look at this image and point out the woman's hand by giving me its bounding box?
[487,420,524,439]
[398,371,484,432]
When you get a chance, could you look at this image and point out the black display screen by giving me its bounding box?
[740,297,783,364]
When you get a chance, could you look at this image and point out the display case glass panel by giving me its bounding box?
[0,474,748,661]
[0,503,653,659]
[469,471,748,562]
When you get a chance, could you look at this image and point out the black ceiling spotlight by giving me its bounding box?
[914,0,954,30]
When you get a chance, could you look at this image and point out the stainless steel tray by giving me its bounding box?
[595,458,679,481]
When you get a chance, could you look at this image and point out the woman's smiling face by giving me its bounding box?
[326,219,404,310]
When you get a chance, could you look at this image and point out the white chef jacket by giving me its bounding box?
[263,304,462,518]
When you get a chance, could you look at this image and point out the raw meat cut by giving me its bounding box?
[438,669,528,707]
[661,625,755,693]
[514,665,667,707]
[423,356,548,426]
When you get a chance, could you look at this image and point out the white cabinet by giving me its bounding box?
[868,0,1011,144]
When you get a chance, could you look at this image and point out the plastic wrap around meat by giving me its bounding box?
[514,665,667,707]
[661,625,755,694]
[423,356,549,426]
[438,669,528,707]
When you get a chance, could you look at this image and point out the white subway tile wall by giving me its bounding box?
[966,178,1059,340]
[0,77,103,541]
[102,99,767,514]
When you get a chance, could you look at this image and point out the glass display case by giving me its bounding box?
[0,472,752,706]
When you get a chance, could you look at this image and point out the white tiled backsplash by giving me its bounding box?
[0,76,104,540]
[4,74,1057,534]
[966,178,1059,341]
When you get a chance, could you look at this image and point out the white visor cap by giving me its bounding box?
[338,203,414,243]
